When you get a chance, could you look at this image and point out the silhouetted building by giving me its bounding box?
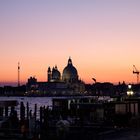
[26,58,85,95]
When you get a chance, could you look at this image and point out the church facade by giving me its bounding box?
[26,58,85,95]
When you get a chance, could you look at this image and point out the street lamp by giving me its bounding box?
[127,84,134,96]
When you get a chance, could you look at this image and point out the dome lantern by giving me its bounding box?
[68,57,72,65]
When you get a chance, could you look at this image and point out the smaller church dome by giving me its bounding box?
[52,66,61,81]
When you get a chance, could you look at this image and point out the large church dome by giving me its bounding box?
[62,58,78,82]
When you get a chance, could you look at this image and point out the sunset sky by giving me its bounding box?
[0,0,140,85]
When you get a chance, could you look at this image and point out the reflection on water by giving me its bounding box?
[0,96,52,119]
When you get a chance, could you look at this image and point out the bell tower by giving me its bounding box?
[48,67,52,82]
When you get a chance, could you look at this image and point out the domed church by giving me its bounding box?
[27,57,85,95]
[46,57,85,94]
[48,57,79,83]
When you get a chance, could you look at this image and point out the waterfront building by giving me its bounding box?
[26,57,85,95]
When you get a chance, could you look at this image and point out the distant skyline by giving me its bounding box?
[0,0,140,85]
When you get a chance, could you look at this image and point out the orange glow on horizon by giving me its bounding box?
[0,57,138,85]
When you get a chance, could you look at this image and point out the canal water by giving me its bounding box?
[0,96,111,119]
[0,96,53,119]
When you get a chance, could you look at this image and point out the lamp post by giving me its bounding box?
[127,84,134,96]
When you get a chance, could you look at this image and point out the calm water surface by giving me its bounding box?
[0,96,53,119]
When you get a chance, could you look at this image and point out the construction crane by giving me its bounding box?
[133,65,139,84]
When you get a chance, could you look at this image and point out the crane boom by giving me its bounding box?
[133,65,139,84]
